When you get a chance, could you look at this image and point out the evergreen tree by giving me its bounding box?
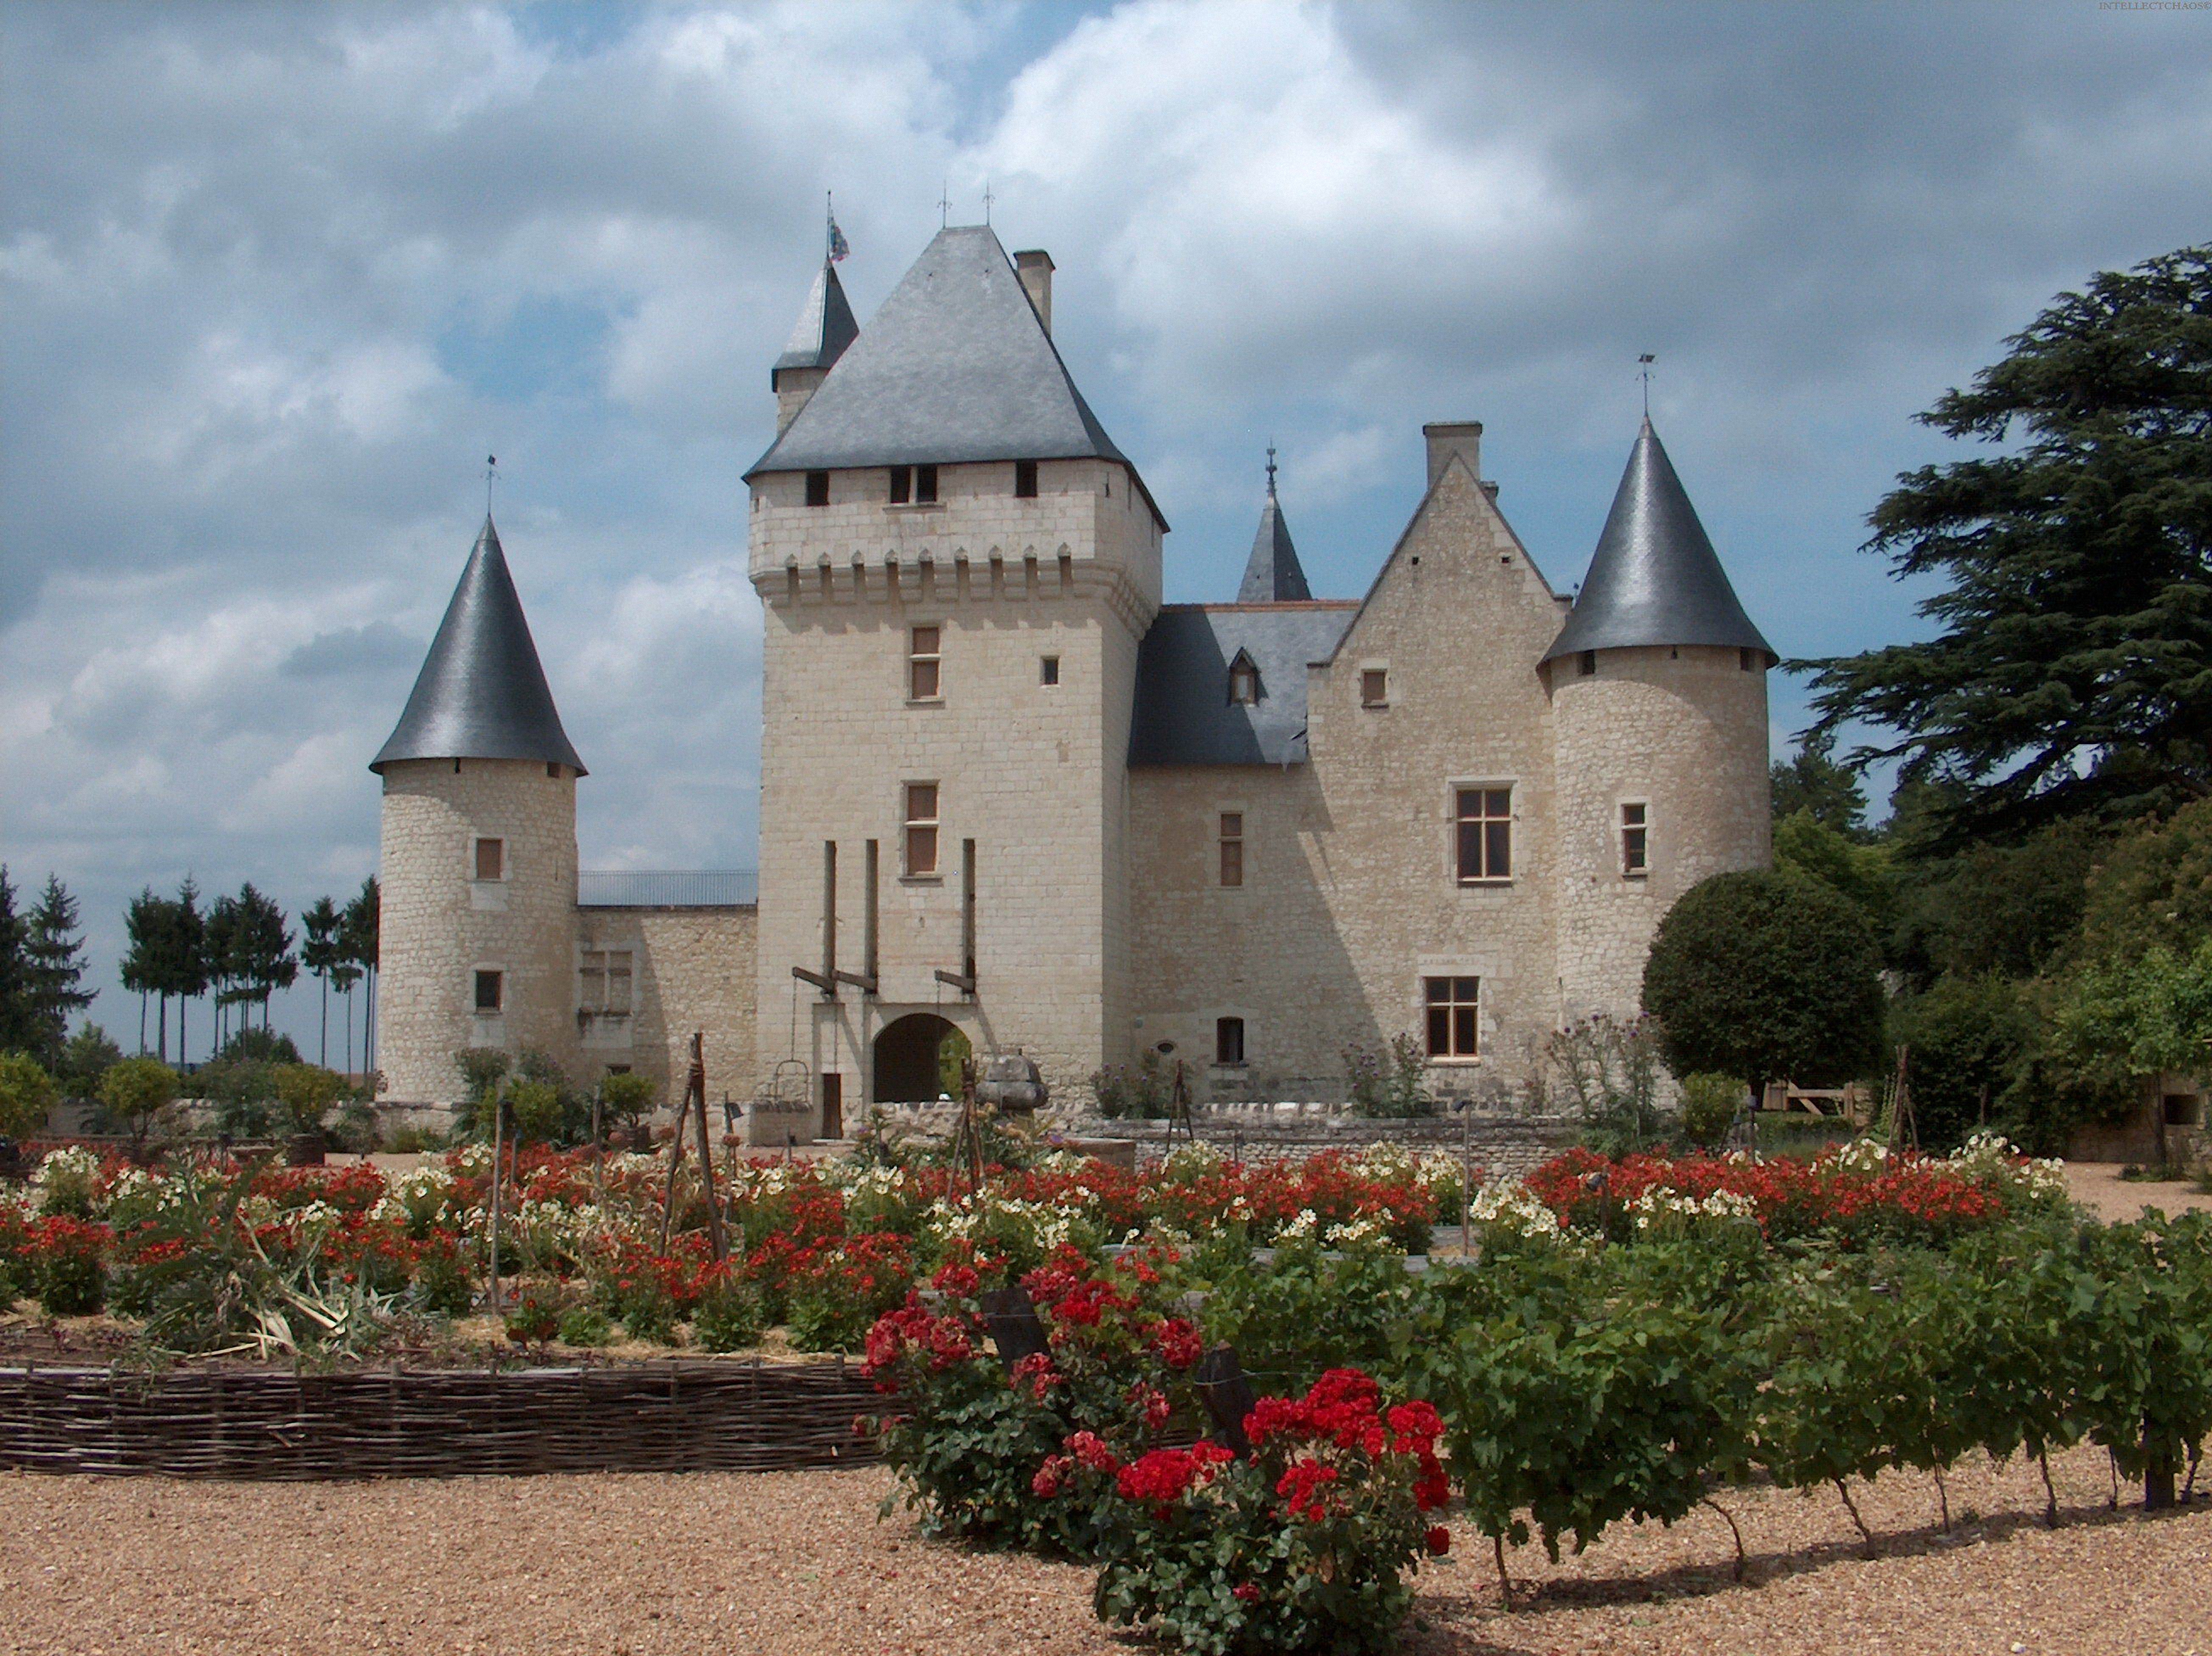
[1806,244,2212,849]
[343,877,379,1078]
[169,878,207,1068]
[119,887,161,1056]
[20,876,92,1065]
[204,890,244,1048]
[229,884,296,1030]
[0,868,31,1054]
[301,896,342,1067]
[1770,728,1869,839]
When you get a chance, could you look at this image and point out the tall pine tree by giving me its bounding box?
[1807,244,2212,849]
[22,876,92,1065]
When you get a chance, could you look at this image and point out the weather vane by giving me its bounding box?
[938,179,951,229]
[1638,354,1656,416]
[485,454,498,514]
[1265,443,1278,498]
[982,179,994,225]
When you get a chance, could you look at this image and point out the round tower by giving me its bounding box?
[370,517,586,1106]
[1544,419,1772,1024]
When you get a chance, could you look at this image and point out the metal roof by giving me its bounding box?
[772,260,858,377]
[370,516,586,775]
[1236,478,1313,603]
[1129,604,1358,766]
[745,225,1135,478]
[1543,419,1774,665]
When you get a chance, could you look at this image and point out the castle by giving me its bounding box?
[371,224,1774,1133]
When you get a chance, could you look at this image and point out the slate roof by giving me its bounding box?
[370,516,586,775]
[1236,480,1313,603]
[1129,604,1359,766]
[746,225,1135,479]
[1543,419,1774,665]
[772,260,858,377]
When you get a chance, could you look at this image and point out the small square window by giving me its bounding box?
[1621,802,1648,877]
[888,465,912,504]
[473,970,503,1014]
[1015,459,1039,497]
[474,837,505,881]
[1218,812,1244,888]
[915,464,938,504]
[804,471,830,507]
[1215,1017,1246,1067]
[1360,669,1389,707]
[1424,976,1479,1058]
[1040,655,1060,686]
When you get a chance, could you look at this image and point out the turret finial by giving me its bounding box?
[1265,443,1278,500]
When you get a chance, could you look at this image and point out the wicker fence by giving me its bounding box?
[0,1358,881,1480]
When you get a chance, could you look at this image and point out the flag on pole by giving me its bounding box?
[828,215,849,264]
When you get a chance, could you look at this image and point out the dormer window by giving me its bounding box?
[1227,652,1261,706]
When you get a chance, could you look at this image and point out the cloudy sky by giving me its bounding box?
[3,0,2208,1059]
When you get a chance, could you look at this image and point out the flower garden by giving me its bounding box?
[4,1131,2209,1653]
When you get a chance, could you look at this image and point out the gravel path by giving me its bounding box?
[5,1442,2205,1655]
[2063,1161,2212,1224]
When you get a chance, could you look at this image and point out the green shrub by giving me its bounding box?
[598,1072,656,1137]
[411,1236,474,1317]
[692,1272,766,1353]
[1677,1073,1745,1150]
[502,1281,562,1346]
[95,1057,180,1145]
[506,1079,563,1145]
[1343,1032,1436,1118]
[0,1052,59,1139]
[32,1217,108,1316]
[557,1305,613,1347]
[618,1279,680,1346]
[272,1063,350,1135]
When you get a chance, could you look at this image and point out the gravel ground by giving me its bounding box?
[2063,1161,2212,1224]
[4,1442,2205,1656]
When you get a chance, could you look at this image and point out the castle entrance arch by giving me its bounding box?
[871,1014,969,1104]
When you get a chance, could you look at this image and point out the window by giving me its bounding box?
[1425,977,1479,1059]
[580,949,634,1016]
[805,470,830,506]
[1360,668,1389,708]
[473,970,503,1014]
[1455,787,1513,882]
[1621,802,1648,877]
[473,837,505,881]
[903,782,940,876]
[915,464,938,503]
[1218,812,1244,888]
[908,625,942,700]
[1040,655,1060,686]
[1740,648,1756,671]
[1015,459,1039,498]
[1227,656,1261,706]
[1215,1017,1246,1066]
[889,465,912,503]
[1579,650,1597,677]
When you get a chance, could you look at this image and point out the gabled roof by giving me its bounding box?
[1236,473,1313,603]
[772,260,858,377]
[1543,418,1774,665]
[745,225,1134,478]
[1130,603,1359,766]
[370,516,585,775]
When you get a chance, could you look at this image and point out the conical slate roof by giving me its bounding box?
[1543,419,1774,665]
[746,225,1132,477]
[772,260,858,377]
[370,516,586,775]
[1236,468,1312,603]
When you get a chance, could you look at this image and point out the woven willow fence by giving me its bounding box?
[0,1359,881,1480]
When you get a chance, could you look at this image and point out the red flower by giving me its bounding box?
[1232,1583,1261,1604]
[1068,1430,1120,1473]
[1012,1350,1063,1400]
[1150,1317,1204,1370]
[1031,1454,1074,1498]
[1276,1457,1339,1521]
[1426,1525,1451,1556]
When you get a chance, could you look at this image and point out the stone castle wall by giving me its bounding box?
[576,905,759,1114]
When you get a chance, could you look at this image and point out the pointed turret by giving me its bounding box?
[1236,451,1313,603]
[370,516,585,774]
[773,260,859,379]
[1542,419,1772,665]
[747,224,1135,477]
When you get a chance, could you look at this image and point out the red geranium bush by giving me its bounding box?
[861,1246,1205,1558]
[1065,1368,1450,1656]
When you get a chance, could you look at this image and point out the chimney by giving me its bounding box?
[1015,249,1054,335]
[1422,421,1482,490]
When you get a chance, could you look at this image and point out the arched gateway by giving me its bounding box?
[871,1013,969,1104]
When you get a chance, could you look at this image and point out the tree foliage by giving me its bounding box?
[2078,795,2212,967]
[1771,728,1869,839]
[1642,870,1886,1091]
[1806,244,2212,848]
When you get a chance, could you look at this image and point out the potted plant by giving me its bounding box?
[272,1063,348,1165]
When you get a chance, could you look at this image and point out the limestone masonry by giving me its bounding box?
[372,224,1773,1130]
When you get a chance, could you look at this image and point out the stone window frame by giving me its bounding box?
[907,623,944,703]
[902,780,942,881]
[1226,650,1262,707]
[1359,662,1390,709]
[1450,781,1516,885]
[1040,653,1061,686]
[1214,1015,1247,1068]
[472,965,506,1017]
[1422,975,1481,1062]
[1212,802,1251,892]
[472,836,506,883]
[579,946,635,1018]
[1619,799,1650,879]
